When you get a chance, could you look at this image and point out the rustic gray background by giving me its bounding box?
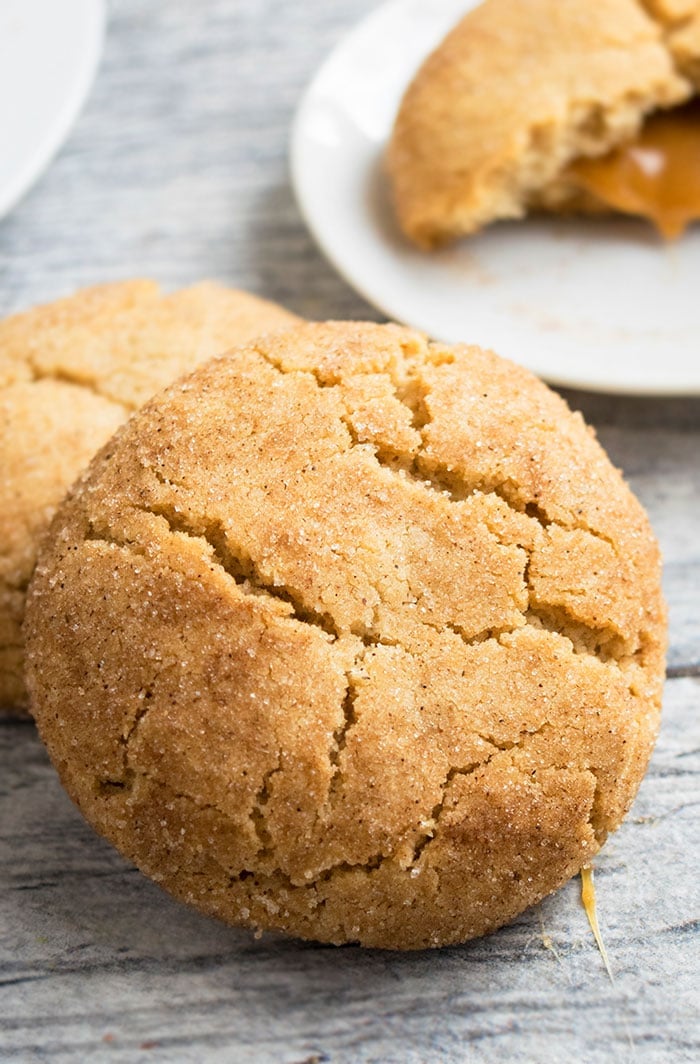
[1,1,699,1061]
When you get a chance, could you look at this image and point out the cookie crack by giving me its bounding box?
[327,668,361,801]
[414,454,620,555]
[226,852,389,919]
[139,500,626,780]
[144,503,342,640]
[407,728,546,868]
[245,357,630,665]
[84,521,148,554]
[95,759,279,846]
[341,427,631,665]
[95,730,606,898]
[107,684,160,782]
[103,766,391,893]
[253,340,619,551]
[521,551,629,664]
[84,498,627,682]
[141,501,526,656]
[588,766,607,844]
[408,762,485,868]
[150,500,624,668]
[525,604,625,664]
[80,533,161,770]
[23,358,131,413]
[250,763,281,857]
[409,723,606,868]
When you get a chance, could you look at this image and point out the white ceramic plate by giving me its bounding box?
[291,0,700,395]
[0,0,104,220]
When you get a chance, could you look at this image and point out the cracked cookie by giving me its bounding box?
[25,322,666,949]
[388,0,700,245]
[0,280,299,712]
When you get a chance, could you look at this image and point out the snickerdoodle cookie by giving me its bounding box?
[388,0,700,245]
[25,322,666,950]
[0,280,298,711]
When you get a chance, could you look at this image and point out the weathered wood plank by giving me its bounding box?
[1,675,697,1063]
[0,676,693,1059]
[593,427,700,670]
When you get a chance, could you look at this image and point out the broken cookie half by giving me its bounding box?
[387,0,700,246]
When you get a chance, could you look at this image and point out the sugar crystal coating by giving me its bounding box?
[25,322,666,949]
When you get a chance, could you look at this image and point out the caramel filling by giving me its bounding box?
[566,99,700,239]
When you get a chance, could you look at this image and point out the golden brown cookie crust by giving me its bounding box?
[670,12,700,85]
[642,0,698,25]
[0,281,299,711]
[637,3,700,86]
[25,322,666,949]
[387,0,699,245]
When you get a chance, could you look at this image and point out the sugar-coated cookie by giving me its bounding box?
[26,322,666,949]
[388,0,700,245]
[0,281,298,710]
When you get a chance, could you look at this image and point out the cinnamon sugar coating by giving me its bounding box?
[25,322,666,949]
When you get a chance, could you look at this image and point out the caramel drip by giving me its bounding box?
[580,864,613,981]
[566,100,700,240]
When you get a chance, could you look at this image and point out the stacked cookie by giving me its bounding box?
[1,280,299,709]
[3,282,666,948]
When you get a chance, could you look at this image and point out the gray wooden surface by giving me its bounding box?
[1,2,699,1061]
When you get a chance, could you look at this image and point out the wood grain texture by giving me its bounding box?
[0,0,698,1060]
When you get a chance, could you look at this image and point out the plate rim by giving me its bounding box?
[0,0,106,221]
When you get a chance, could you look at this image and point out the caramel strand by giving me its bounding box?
[580,864,614,982]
